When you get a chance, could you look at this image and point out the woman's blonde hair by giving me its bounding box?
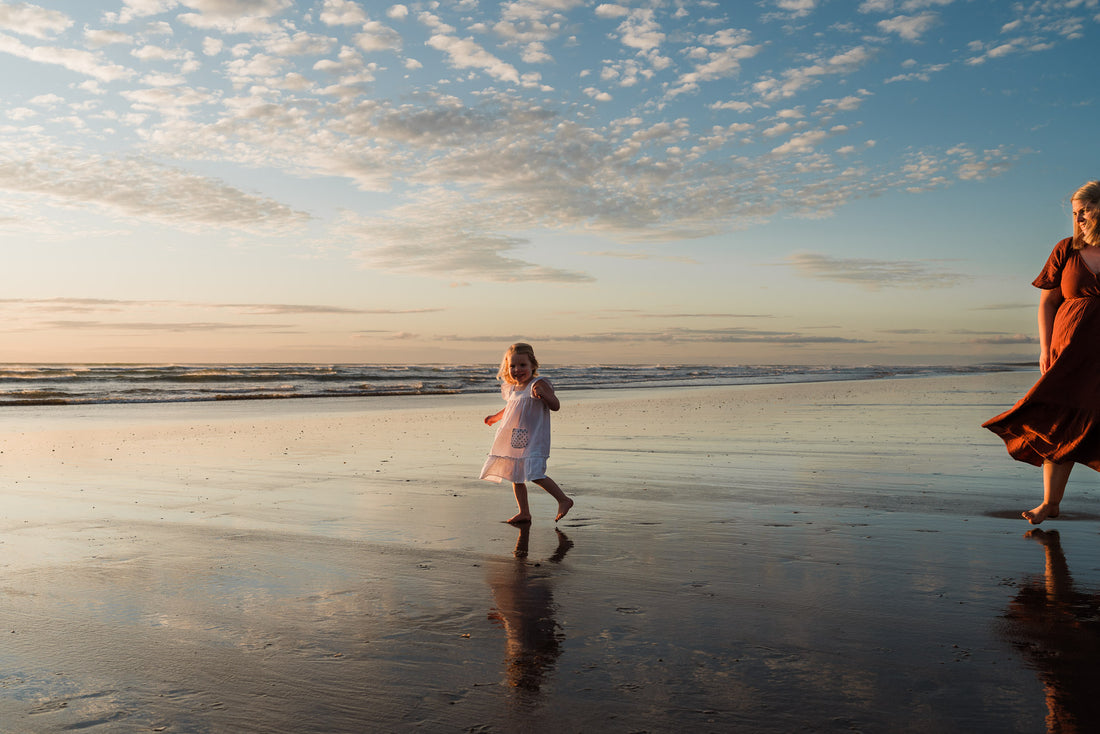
[496,342,539,384]
[1072,180,1100,249]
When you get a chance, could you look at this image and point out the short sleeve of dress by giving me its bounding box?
[1033,237,1073,289]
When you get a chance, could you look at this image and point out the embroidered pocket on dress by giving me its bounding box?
[511,428,529,449]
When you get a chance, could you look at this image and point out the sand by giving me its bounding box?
[0,371,1096,732]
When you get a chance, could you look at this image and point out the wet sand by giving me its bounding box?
[0,371,1097,732]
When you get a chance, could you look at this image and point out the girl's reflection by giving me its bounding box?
[1002,529,1100,733]
[487,526,573,694]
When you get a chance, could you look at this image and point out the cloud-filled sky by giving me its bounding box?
[0,0,1095,365]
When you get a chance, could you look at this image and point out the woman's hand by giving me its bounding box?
[1038,288,1063,376]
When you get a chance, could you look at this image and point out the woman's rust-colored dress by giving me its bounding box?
[984,237,1100,470]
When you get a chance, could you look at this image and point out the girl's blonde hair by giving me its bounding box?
[1072,180,1100,249]
[496,342,540,384]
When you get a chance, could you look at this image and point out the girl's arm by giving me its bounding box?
[484,408,505,426]
[1038,287,1064,374]
[531,379,560,411]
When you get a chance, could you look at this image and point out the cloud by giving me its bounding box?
[493,0,582,62]
[595,4,628,19]
[210,303,443,315]
[773,0,818,19]
[444,327,870,345]
[320,0,367,26]
[771,129,829,155]
[355,21,402,52]
[898,144,1022,188]
[177,0,291,34]
[427,33,520,83]
[562,327,872,345]
[0,32,135,81]
[752,46,873,101]
[0,297,148,312]
[966,334,1037,345]
[877,13,939,40]
[42,320,289,332]
[971,302,1032,311]
[0,297,442,317]
[884,61,947,83]
[668,33,762,97]
[0,2,72,38]
[85,28,131,48]
[0,143,309,232]
[352,219,595,284]
[104,1,180,25]
[615,8,664,53]
[817,93,869,113]
[786,252,967,288]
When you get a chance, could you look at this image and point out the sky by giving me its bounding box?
[0,0,1096,366]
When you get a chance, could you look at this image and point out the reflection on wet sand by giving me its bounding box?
[1001,529,1100,733]
[487,526,573,697]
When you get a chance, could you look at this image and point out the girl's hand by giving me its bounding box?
[485,411,503,426]
[531,380,560,411]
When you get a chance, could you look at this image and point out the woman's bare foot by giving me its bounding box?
[555,498,574,522]
[1022,503,1060,525]
[505,513,532,525]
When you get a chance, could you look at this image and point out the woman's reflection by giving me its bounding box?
[487,525,573,695]
[1001,529,1100,733]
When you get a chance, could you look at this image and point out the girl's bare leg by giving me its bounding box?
[507,482,532,524]
[533,477,574,521]
[1024,461,1072,524]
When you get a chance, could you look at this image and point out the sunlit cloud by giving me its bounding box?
[177,0,291,35]
[0,298,440,317]
[212,304,443,315]
[0,32,134,81]
[40,320,290,332]
[964,333,1037,345]
[0,143,309,231]
[0,2,72,39]
[444,327,871,345]
[786,252,967,289]
[878,13,939,41]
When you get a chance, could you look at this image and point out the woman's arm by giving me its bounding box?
[1038,287,1065,374]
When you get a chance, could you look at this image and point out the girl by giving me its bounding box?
[480,343,574,524]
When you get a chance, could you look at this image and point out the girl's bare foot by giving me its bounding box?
[1022,503,1060,525]
[555,497,574,522]
[506,513,532,525]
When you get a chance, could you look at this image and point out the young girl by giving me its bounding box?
[480,343,574,524]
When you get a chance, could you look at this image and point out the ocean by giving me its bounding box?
[0,363,1033,407]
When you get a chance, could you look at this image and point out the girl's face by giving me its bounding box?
[1074,199,1100,246]
[508,353,534,385]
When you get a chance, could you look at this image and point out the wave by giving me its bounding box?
[0,362,1034,407]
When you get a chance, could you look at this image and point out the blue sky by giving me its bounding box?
[0,0,1096,365]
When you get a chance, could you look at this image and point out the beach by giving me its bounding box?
[0,370,1096,732]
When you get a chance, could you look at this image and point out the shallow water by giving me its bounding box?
[0,372,1093,732]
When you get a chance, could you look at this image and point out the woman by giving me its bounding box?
[984,180,1100,524]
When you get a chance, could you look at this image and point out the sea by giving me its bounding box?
[0,363,1034,407]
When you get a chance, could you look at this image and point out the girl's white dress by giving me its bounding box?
[480,377,552,483]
